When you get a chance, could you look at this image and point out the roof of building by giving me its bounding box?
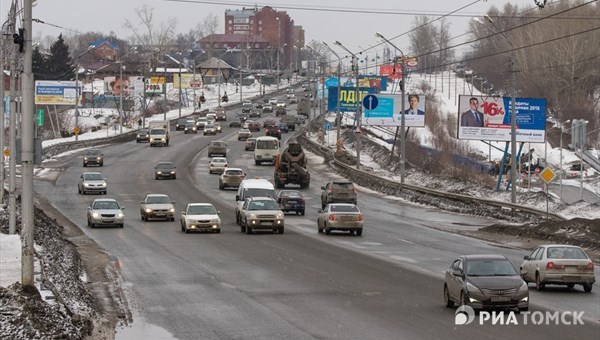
[197,57,234,70]
[89,38,118,50]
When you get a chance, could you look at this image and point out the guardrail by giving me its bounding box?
[297,130,564,222]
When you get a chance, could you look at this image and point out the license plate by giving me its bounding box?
[490,296,511,302]
[563,276,581,282]
[155,214,165,217]
[287,201,297,204]
[260,222,272,226]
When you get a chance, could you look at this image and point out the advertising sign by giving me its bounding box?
[379,65,402,80]
[361,94,426,127]
[358,75,388,91]
[145,76,165,94]
[173,74,203,89]
[35,80,79,105]
[327,86,377,112]
[457,95,546,142]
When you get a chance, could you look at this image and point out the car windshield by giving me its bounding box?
[332,182,354,189]
[146,196,171,204]
[256,140,278,149]
[150,129,165,134]
[280,191,301,198]
[466,259,518,276]
[248,200,280,210]
[206,124,214,128]
[188,205,216,215]
[212,158,227,163]
[84,173,104,180]
[93,201,119,210]
[244,188,274,199]
[225,170,244,176]
[330,205,358,213]
[185,123,195,127]
[178,119,186,123]
[156,163,174,169]
[547,247,587,259]
[211,142,225,147]
[240,129,250,133]
[86,150,101,155]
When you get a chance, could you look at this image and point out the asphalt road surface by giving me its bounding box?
[35,99,600,339]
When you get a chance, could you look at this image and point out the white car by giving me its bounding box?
[78,172,107,195]
[140,194,176,221]
[180,203,221,233]
[87,198,124,228]
[204,123,217,135]
[208,157,228,174]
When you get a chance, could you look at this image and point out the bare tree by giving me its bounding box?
[123,5,177,51]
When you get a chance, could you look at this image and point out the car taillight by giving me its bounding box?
[328,214,336,221]
[583,262,594,271]
[300,198,305,203]
[224,163,228,167]
[356,214,363,221]
[546,262,564,270]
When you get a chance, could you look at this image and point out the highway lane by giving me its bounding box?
[35,104,599,339]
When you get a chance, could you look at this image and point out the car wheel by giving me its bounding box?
[78,187,81,194]
[219,183,224,190]
[278,227,284,234]
[155,176,159,180]
[566,283,575,289]
[141,215,146,222]
[184,228,189,234]
[245,225,252,234]
[317,222,322,233]
[240,224,246,233]
[444,285,454,308]
[535,272,545,291]
[459,291,468,306]
[100,162,104,166]
[119,224,124,228]
[103,191,107,195]
[215,229,221,234]
[181,224,185,232]
[583,283,593,293]
[300,210,305,216]
[87,218,91,227]
[356,229,363,236]
[325,227,331,235]
[255,160,260,165]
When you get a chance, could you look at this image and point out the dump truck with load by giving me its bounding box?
[297,99,311,118]
[273,139,310,189]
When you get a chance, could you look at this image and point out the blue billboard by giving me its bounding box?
[357,75,388,91]
[327,86,377,112]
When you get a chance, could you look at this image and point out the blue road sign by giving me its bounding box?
[363,94,379,110]
[325,77,338,88]
[324,122,332,130]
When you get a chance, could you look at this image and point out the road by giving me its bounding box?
[35,98,600,339]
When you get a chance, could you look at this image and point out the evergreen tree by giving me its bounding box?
[46,34,75,80]
[32,46,48,80]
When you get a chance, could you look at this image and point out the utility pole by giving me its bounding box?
[322,42,342,146]
[8,2,17,235]
[0,19,6,206]
[334,40,361,169]
[22,0,35,287]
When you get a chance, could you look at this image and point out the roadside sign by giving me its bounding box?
[363,94,379,110]
[3,148,8,157]
[73,127,81,135]
[539,167,556,184]
[36,109,44,126]
[324,122,332,131]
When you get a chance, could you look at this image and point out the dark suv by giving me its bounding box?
[83,149,104,167]
[320,181,357,208]
[175,118,188,130]
[265,125,281,139]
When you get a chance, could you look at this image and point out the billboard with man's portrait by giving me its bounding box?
[457,95,546,142]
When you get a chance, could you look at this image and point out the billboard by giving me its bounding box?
[35,80,79,105]
[145,76,165,94]
[362,94,426,127]
[379,65,402,80]
[173,74,202,89]
[457,95,546,142]
[327,86,377,112]
[357,75,388,91]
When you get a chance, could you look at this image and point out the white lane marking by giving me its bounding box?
[389,255,417,264]
[396,238,416,245]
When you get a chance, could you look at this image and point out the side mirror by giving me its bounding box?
[181,212,186,216]
[523,255,530,260]
[452,268,463,277]
[172,201,176,204]
[217,210,221,214]
[236,195,240,201]
[321,186,325,190]
[140,201,145,204]
[317,209,322,213]
[121,207,125,210]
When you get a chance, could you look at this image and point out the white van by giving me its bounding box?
[254,136,280,165]
[234,178,275,225]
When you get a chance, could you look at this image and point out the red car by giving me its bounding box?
[263,119,277,128]
[265,125,281,139]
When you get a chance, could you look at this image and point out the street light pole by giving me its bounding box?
[376,32,407,185]
[334,40,361,169]
[322,42,342,144]
[276,17,281,90]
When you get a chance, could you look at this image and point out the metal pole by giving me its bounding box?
[119,63,123,133]
[217,58,221,107]
[178,65,182,118]
[399,61,406,185]
[510,50,517,204]
[22,0,35,287]
[559,126,563,200]
[0,27,5,205]
[75,61,80,141]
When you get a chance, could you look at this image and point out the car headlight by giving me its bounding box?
[100,183,107,187]
[117,212,124,218]
[518,281,528,293]
[145,208,152,213]
[169,208,175,213]
[211,219,220,224]
[156,171,162,174]
[248,214,257,219]
[92,212,99,218]
[84,157,88,161]
[170,171,176,174]
[466,282,481,293]
[84,183,90,187]
[276,213,284,219]
[97,157,101,160]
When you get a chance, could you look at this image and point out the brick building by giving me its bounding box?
[199,6,304,71]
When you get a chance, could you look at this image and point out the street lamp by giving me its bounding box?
[559,120,571,200]
[165,53,186,118]
[217,48,236,107]
[376,31,407,186]
[74,45,96,141]
[333,40,361,169]
[118,47,138,132]
[475,15,518,204]
[322,41,342,145]
[276,17,281,90]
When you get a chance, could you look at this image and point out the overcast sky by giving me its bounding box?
[3,0,542,55]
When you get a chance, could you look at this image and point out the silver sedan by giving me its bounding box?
[317,203,364,236]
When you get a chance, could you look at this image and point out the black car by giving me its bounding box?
[278,123,289,133]
[175,118,188,130]
[136,129,150,143]
[265,125,281,139]
[241,102,253,113]
[276,190,305,215]
[183,122,197,134]
[154,162,176,180]
[229,121,242,128]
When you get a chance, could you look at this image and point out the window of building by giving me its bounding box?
[228,19,232,24]
[259,26,262,31]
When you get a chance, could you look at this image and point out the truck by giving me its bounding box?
[273,139,310,189]
[280,115,297,131]
[148,120,170,147]
[297,99,311,118]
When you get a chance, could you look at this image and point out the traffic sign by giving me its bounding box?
[324,122,332,131]
[539,167,556,184]
[73,127,81,135]
[363,94,379,110]
[36,109,44,126]
[3,148,8,157]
